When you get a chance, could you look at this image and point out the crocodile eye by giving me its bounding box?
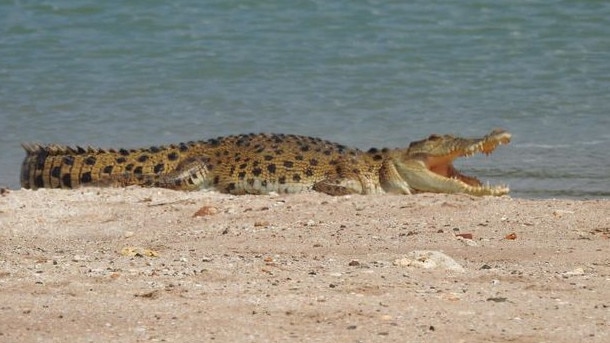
[428,134,442,140]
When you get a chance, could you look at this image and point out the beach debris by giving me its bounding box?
[487,297,508,303]
[304,219,316,227]
[504,232,517,240]
[193,205,219,217]
[456,235,478,246]
[553,209,575,217]
[455,232,477,246]
[254,220,270,227]
[393,250,465,272]
[72,255,87,262]
[134,290,161,299]
[590,227,609,239]
[440,292,462,301]
[562,267,585,278]
[120,247,159,257]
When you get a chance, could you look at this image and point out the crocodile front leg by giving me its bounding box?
[311,156,392,195]
[312,177,364,195]
[378,159,413,194]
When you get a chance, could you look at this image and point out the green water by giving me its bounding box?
[1,0,609,198]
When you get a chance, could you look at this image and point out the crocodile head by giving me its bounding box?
[395,129,511,196]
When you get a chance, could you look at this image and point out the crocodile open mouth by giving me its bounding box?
[406,129,512,195]
[428,130,511,187]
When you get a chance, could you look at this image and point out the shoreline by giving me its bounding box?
[1,188,608,341]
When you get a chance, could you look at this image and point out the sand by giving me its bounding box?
[0,187,608,342]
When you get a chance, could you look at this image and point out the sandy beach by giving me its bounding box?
[0,187,608,342]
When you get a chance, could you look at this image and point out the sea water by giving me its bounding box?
[1,0,609,198]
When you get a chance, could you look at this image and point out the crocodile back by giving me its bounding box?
[19,133,373,192]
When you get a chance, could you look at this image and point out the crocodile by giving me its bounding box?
[20,129,511,196]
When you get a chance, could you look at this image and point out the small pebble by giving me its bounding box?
[562,267,585,277]
[455,233,473,240]
[394,250,465,272]
[72,255,84,262]
[193,205,219,217]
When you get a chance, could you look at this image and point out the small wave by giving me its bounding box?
[514,143,572,149]
[513,188,610,199]
[514,140,608,149]
[577,140,607,146]
[465,167,607,180]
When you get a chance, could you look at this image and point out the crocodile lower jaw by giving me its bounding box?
[449,180,510,196]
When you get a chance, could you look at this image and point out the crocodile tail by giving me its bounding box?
[20,142,193,190]
[20,143,44,189]
[20,143,94,189]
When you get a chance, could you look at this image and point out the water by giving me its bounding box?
[1,0,609,199]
